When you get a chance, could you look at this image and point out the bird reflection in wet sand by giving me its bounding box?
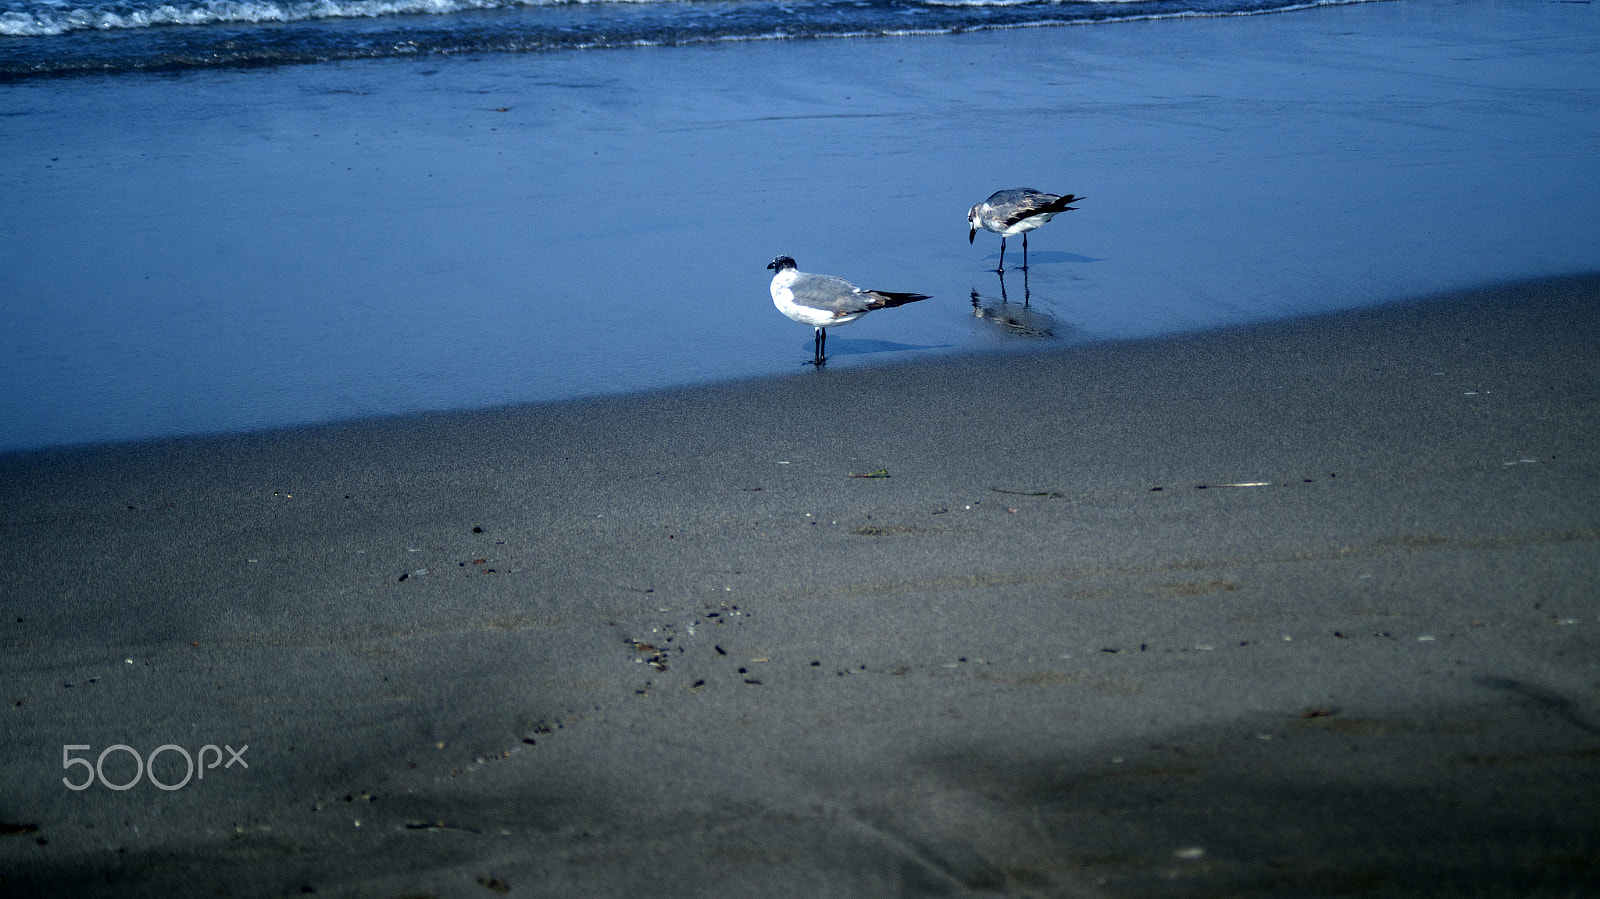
[970,269,1064,339]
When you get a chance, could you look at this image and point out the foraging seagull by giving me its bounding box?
[967,188,1083,272]
[767,256,931,366]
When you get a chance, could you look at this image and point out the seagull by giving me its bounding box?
[767,256,931,366]
[967,188,1083,272]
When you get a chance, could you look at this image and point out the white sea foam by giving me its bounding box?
[0,0,1390,75]
[0,0,572,35]
[0,0,1367,37]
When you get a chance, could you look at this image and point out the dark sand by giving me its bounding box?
[3,274,1598,896]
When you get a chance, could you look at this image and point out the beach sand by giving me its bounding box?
[4,2,1600,896]
[3,274,1598,895]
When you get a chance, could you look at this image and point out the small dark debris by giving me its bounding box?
[1101,647,1119,653]
[738,667,747,674]
[521,737,536,745]
[0,823,40,836]
[1150,486,1163,492]
[810,660,820,667]
[692,680,705,689]
[1300,708,1338,719]
[715,645,726,655]
[473,526,483,533]
[398,573,408,582]
[477,876,511,894]
[744,679,762,685]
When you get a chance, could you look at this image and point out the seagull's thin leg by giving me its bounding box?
[996,237,1007,273]
[814,327,826,365]
[1021,232,1029,271]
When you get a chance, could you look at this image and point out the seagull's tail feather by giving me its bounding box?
[863,291,932,310]
[1046,193,1085,213]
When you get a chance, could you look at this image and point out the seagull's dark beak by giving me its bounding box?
[766,261,776,270]
[968,227,976,244]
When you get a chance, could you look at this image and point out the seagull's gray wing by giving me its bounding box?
[992,189,1080,227]
[788,272,878,317]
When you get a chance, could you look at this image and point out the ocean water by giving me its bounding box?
[2,0,1598,454]
[2,0,1369,77]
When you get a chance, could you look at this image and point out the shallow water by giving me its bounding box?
[1,0,1378,76]
[1,0,1598,453]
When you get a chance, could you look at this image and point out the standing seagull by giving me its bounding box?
[767,256,931,366]
[967,188,1083,272]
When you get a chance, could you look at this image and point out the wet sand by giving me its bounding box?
[3,273,1598,896]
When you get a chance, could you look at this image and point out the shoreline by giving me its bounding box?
[0,268,1594,467]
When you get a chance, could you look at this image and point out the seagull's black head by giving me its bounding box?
[767,255,797,272]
